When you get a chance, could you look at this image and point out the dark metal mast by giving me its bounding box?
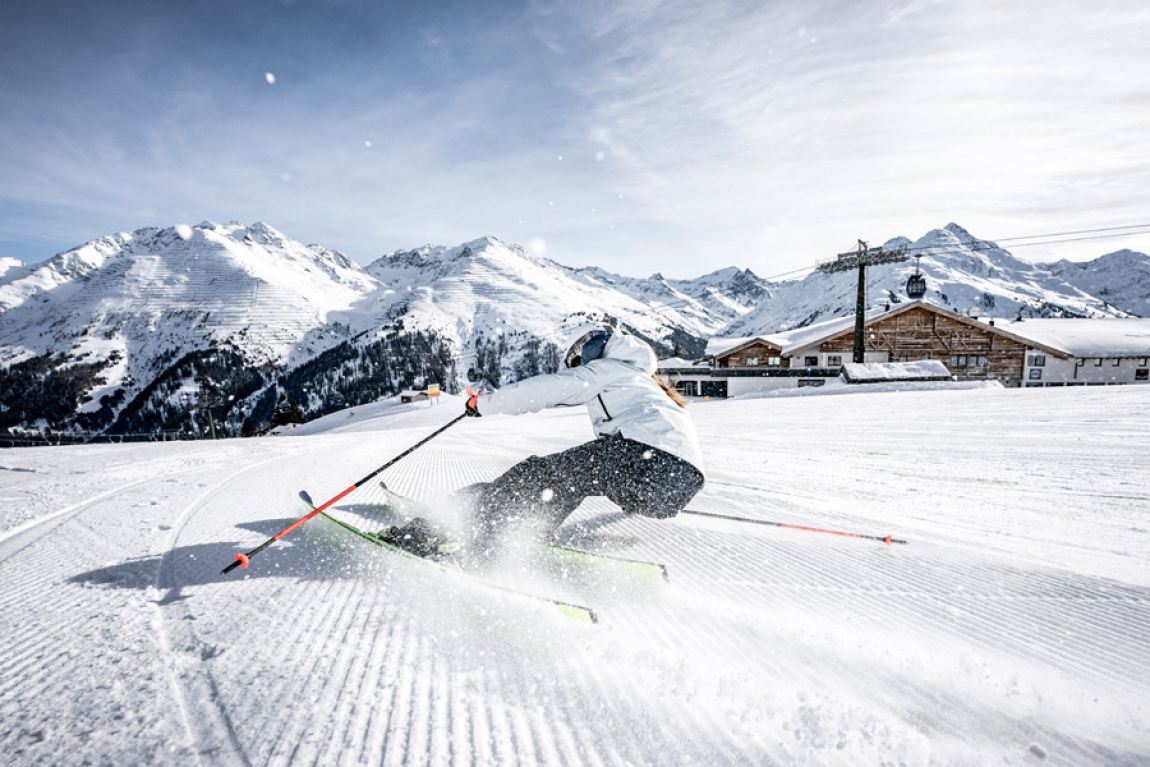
[817,240,909,363]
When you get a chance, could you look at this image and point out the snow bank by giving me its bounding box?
[842,359,952,382]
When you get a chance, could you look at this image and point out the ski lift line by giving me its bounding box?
[896,228,1150,258]
[989,222,1150,242]
[848,223,1150,264]
[980,230,1150,249]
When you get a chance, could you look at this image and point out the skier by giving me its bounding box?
[458,323,705,553]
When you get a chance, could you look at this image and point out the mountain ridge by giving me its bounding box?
[0,220,1145,437]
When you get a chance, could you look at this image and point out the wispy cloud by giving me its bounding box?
[530,0,1150,272]
[1,0,1148,274]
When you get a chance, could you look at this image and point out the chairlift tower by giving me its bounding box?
[817,240,909,363]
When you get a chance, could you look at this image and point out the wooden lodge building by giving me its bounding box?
[658,300,1150,397]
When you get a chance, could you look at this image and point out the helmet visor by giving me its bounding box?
[565,329,611,368]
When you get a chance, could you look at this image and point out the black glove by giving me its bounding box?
[465,388,482,417]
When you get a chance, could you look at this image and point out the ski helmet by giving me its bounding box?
[564,324,615,368]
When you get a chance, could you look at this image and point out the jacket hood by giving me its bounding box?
[602,331,656,374]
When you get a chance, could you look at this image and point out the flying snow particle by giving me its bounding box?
[557,155,563,161]
[595,150,605,162]
[642,450,654,460]
[528,237,547,255]
[174,224,193,241]
[265,72,276,85]
[364,140,373,148]
[540,488,555,503]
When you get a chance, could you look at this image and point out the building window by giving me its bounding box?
[804,356,818,367]
[1028,354,1046,367]
[675,380,699,397]
[768,356,781,367]
[1029,368,1043,380]
[1139,357,1148,366]
[745,356,759,366]
[976,355,988,367]
[1094,358,1103,367]
[1112,358,1121,367]
[899,356,908,363]
[1076,358,1085,367]
[827,355,842,366]
[951,355,968,367]
[1137,369,1149,382]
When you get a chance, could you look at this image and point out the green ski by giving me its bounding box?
[302,490,599,624]
[374,483,671,584]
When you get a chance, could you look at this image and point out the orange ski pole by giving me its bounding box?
[681,509,907,545]
[221,413,467,575]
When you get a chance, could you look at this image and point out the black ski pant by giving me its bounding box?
[470,434,704,537]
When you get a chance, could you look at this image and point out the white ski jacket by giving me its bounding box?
[478,332,705,473]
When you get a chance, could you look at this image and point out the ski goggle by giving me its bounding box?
[565,329,612,368]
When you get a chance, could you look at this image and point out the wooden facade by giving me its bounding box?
[816,307,1029,384]
[700,301,1081,392]
[715,340,785,369]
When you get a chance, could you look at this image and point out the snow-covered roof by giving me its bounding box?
[990,318,1150,358]
[842,360,952,383]
[657,356,709,370]
[713,300,1071,358]
[705,336,761,357]
[770,314,863,353]
[707,307,887,358]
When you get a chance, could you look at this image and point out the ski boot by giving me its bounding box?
[378,517,460,559]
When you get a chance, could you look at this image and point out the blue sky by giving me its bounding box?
[1,0,1148,277]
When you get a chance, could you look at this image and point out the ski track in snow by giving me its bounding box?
[1,387,1148,765]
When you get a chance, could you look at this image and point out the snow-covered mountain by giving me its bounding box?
[0,220,378,365]
[0,257,31,286]
[724,223,1134,336]
[563,264,771,337]
[0,227,734,435]
[0,221,382,434]
[1,219,1145,437]
[363,238,766,372]
[1040,249,1150,318]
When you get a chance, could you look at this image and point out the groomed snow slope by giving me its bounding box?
[1,386,1148,765]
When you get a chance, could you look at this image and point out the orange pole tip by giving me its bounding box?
[234,552,250,569]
